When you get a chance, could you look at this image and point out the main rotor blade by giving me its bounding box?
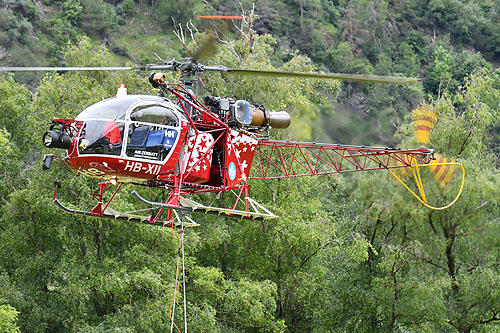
[197,15,246,20]
[0,66,141,72]
[191,34,218,64]
[224,68,422,84]
[0,65,422,84]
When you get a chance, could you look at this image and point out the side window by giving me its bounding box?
[79,120,125,155]
[125,125,179,161]
[125,104,180,161]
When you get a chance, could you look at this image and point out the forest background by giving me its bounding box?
[0,0,500,332]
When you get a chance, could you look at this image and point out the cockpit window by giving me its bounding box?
[79,120,125,155]
[76,96,183,160]
[130,105,179,126]
[75,96,141,121]
[124,104,181,161]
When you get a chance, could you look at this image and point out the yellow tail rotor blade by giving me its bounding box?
[413,105,439,144]
[429,154,458,190]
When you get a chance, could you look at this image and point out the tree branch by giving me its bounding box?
[296,239,335,272]
[477,313,500,324]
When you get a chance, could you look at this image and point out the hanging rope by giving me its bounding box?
[181,219,188,332]
[169,235,181,333]
[169,210,188,333]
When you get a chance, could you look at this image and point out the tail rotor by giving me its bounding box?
[412,105,459,191]
[388,104,465,210]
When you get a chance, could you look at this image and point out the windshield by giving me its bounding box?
[75,96,142,121]
[79,120,125,155]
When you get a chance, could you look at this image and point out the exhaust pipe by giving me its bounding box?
[250,108,290,129]
[231,100,291,129]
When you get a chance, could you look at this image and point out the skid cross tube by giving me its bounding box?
[131,190,193,213]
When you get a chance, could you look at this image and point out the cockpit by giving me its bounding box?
[75,95,185,163]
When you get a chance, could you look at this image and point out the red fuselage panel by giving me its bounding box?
[64,126,188,182]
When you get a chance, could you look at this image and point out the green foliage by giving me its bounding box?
[425,44,456,95]
[0,1,43,86]
[0,301,20,333]
[221,279,277,328]
[426,0,486,45]
[79,0,118,37]
[0,129,18,203]
[328,41,374,74]
[0,1,36,47]
[62,0,83,25]
[1,3,500,332]
[0,76,33,145]
[424,43,491,95]
[0,37,170,331]
[192,175,359,331]
[426,69,500,159]
[0,35,348,331]
[121,0,135,16]
[351,70,500,331]
[155,0,207,28]
[0,76,35,202]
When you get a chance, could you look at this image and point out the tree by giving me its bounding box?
[155,0,207,28]
[0,37,177,332]
[0,76,34,203]
[349,69,500,331]
[0,302,20,333]
[424,43,491,95]
[0,76,33,145]
[1,5,500,330]
[425,0,486,46]
[79,0,118,37]
[0,31,349,331]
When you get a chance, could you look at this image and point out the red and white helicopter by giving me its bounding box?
[1,58,464,227]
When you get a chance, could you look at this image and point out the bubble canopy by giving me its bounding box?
[75,95,185,160]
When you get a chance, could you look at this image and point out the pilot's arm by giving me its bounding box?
[103,121,122,150]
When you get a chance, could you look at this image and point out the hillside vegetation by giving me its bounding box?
[1,0,499,143]
[1,0,500,332]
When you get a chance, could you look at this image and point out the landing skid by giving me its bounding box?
[54,199,198,227]
[132,191,278,221]
[52,180,276,228]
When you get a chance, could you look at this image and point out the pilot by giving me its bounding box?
[103,121,122,153]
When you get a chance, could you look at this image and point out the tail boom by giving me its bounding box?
[250,140,434,180]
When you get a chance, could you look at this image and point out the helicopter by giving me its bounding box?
[0,52,464,227]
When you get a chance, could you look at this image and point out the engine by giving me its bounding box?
[203,96,290,130]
